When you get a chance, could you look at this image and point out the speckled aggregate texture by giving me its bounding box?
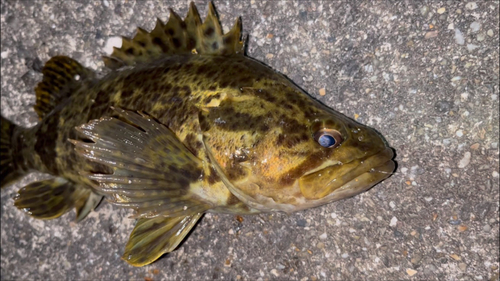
[1,1,499,280]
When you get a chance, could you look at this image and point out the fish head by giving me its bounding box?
[202,79,395,213]
[294,108,395,207]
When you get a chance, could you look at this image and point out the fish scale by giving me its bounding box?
[0,2,395,267]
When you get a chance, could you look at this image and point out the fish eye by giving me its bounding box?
[313,129,343,148]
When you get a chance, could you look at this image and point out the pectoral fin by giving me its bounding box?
[123,213,202,267]
[14,177,102,221]
[71,108,211,267]
[71,108,211,219]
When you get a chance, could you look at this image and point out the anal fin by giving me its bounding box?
[14,177,102,221]
[123,213,202,267]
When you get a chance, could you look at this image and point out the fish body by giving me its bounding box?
[0,2,395,266]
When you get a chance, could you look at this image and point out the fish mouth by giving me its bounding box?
[299,147,395,201]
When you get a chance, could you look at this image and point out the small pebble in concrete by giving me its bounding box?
[421,6,429,16]
[470,22,481,32]
[406,269,418,276]
[455,28,465,45]
[465,2,478,10]
[390,217,398,227]
[104,37,122,55]
[467,44,479,51]
[458,152,471,168]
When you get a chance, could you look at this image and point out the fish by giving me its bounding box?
[0,2,395,267]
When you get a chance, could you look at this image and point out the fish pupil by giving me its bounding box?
[318,134,336,148]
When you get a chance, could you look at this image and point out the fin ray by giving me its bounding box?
[72,108,211,219]
[0,116,24,188]
[13,178,102,221]
[34,56,94,119]
[122,213,202,266]
[104,2,244,70]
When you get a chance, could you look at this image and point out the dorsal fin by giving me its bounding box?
[34,56,94,119]
[103,2,244,70]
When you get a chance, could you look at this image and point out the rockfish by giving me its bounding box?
[0,2,395,266]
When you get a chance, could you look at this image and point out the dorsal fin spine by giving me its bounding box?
[103,2,245,70]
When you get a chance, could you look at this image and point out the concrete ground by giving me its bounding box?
[1,1,498,280]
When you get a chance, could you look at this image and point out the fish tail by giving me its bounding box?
[5,56,102,220]
[0,116,24,188]
[1,116,103,221]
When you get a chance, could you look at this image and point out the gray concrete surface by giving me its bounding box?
[1,1,498,280]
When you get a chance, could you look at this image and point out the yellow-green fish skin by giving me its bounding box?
[2,1,395,267]
[11,52,393,214]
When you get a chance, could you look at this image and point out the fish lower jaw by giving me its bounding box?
[287,158,396,212]
[238,155,395,214]
[327,158,395,199]
[291,147,395,211]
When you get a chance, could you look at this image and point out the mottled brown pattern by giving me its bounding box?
[3,2,396,268]
[11,44,391,215]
